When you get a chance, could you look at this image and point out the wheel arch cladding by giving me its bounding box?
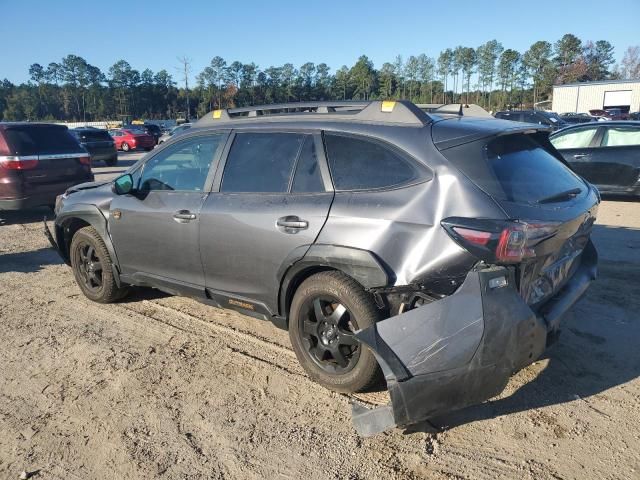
[278,244,390,319]
[55,204,122,282]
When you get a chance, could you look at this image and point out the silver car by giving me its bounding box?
[46,101,599,434]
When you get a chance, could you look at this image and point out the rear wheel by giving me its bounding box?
[121,142,130,152]
[289,271,383,393]
[144,147,152,152]
[70,226,128,303]
[105,155,118,166]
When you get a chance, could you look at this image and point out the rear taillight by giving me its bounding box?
[0,156,39,170]
[443,218,559,264]
[78,155,91,166]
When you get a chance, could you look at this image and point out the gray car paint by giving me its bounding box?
[49,101,599,434]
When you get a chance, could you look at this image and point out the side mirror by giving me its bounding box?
[113,174,134,195]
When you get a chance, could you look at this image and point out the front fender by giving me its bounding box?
[53,204,122,284]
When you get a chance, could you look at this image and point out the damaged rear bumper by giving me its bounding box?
[353,240,597,436]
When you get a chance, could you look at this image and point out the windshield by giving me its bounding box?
[540,111,565,123]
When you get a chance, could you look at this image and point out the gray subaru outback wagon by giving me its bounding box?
[46,101,599,434]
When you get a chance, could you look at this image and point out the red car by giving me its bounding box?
[108,128,155,152]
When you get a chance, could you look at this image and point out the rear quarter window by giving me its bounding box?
[323,133,422,191]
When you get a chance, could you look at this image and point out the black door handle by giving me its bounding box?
[173,210,197,222]
[277,215,308,232]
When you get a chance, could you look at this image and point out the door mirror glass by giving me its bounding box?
[113,174,134,195]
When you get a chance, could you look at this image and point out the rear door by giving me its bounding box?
[2,124,91,196]
[588,125,640,188]
[199,130,333,313]
[549,125,602,182]
[109,132,228,288]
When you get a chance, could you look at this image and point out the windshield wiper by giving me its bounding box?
[537,188,582,204]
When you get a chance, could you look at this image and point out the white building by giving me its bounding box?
[552,80,640,114]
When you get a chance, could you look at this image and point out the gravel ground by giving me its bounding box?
[0,177,639,479]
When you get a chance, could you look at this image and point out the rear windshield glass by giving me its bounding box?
[75,129,112,142]
[443,134,586,204]
[3,125,83,155]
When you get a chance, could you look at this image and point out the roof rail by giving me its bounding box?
[196,100,431,126]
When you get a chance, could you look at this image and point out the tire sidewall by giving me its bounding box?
[70,228,113,302]
[289,273,380,393]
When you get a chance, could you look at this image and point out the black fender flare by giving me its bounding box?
[277,244,390,320]
[54,204,122,285]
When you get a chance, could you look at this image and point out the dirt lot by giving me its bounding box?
[1,192,639,479]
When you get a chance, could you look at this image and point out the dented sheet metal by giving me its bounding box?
[353,245,597,436]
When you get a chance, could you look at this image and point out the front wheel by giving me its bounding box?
[70,226,128,303]
[121,142,130,152]
[289,271,383,393]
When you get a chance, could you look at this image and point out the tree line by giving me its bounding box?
[1,34,639,122]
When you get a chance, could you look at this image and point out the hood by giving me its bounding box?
[65,180,111,195]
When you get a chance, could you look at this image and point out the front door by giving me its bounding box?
[109,132,228,288]
[589,125,640,188]
[550,125,602,183]
[199,131,334,313]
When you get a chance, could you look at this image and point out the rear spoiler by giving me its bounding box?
[433,124,553,151]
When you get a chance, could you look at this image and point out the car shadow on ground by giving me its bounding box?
[0,247,63,274]
[0,207,53,227]
[409,224,640,433]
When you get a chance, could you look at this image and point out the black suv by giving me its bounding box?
[71,128,118,166]
[46,101,599,434]
[495,110,569,130]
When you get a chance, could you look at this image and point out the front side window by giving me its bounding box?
[139,134,224,192]
[324,133,420,191]
[550,128,598,149]
[221,132,307,193]
[602,127,640,147]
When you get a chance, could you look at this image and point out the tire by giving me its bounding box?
[105,155,118,167]
[70,226,128,303]
[121,142,130,152]
[289,271,383,393]
[144,147,152,152]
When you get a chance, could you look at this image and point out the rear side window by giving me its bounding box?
[602,127,640,147]
[291,136,324,193]
[442,134,585,204]
[324,133,419,191]
[221,132,306,193]
[3,125,83,155]
[550,128,598,149]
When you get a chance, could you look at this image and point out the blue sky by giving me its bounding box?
[3,0,638,84]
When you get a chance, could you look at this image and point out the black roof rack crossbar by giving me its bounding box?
[197,100,432,126]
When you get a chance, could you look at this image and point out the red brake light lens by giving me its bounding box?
[495,224,533,263]
[78,155,91,166]
[443,218,559,264]
[0,156,39,170]
[452,227,491,246]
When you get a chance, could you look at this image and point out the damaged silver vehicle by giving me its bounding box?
[45,101,599,435]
